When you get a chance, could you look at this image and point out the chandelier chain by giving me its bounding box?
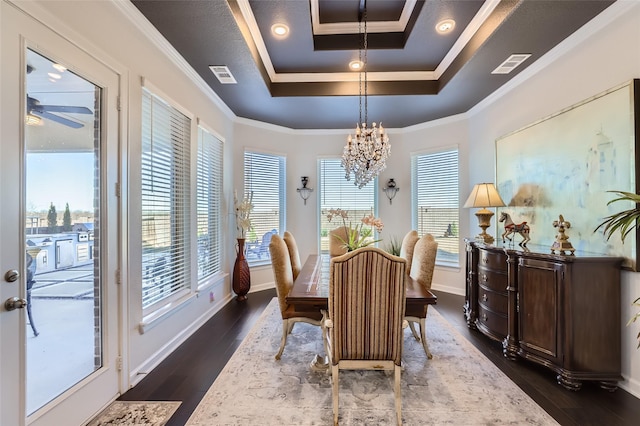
[341,1,390,189]
[363,7,368,125]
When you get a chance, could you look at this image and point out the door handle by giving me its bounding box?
[4,297,27,311]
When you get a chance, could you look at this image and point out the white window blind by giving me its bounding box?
[319,158,376,253]
[412,148,459,266]
[243,151,285,264]
[141,87,191,309]
[197,126,223,280]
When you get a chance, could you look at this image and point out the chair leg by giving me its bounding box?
[26,289,39,337]
[394,364,402,425]
[408,321,420,341]
[275,319,289,360]
[332,364,339,425]
[419,318,432,359]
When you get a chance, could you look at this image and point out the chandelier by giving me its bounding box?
[341,2,390,189]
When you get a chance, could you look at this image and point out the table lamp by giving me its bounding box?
[464,183,505,244]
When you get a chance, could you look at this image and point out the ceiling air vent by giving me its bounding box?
[209,65,237,84]
[491,54,531,75]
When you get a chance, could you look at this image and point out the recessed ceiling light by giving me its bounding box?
[52,63,67,73]
[436,19,455,34]
[47,72,61,80]
[271,23,289,38]
[349,61,363,71]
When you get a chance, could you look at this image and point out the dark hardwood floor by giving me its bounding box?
[120,289,640,425]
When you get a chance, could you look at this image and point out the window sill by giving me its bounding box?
[139,291,196,334]
[196,271,227,293]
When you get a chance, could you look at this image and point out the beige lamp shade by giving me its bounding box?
[464,183,505,244]
[463,183,506,209]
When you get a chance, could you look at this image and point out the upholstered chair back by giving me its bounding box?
[329,247,407,365]
[399,230,420,274]
[269,234,294,318]
[329,226,357,257]
[409,234,438,290]
[283,231,302,281]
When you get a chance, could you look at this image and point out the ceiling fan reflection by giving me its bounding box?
[27,96,93,129]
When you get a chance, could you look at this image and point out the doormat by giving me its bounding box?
[86,401,181,426]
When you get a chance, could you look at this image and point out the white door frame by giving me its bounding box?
[1,2,125,425]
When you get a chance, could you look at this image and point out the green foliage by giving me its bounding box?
[594,190,640,349]
[593,190,640,242]
[384,235,402,256]
[62,203,72,232]
[47,203,58,233]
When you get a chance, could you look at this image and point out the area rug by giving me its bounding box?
[186,298,559,425]
[86,401,181,426]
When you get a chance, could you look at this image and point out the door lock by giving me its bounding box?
[4,297,27,311]
[4,269,19,282]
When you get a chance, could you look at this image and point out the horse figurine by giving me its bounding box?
[499,212,531,247]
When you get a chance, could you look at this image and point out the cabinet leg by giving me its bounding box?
[599,381,618,392]
[502,338,518,360]
[557,374,582,391]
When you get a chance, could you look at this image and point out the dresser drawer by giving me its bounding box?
[478,286,508,314]
[478,249,507,271]
[477,305,508,339]
[477,267,508,293]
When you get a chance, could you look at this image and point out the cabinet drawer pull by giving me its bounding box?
[482,257,489,264]
[482,313,488,322]
[481,273,488,283]
[482,293,488,302]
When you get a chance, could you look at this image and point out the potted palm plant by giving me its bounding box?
[594,190,640,348]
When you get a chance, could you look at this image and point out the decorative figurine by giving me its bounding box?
[499,211,531,247]
[551,214,575,255]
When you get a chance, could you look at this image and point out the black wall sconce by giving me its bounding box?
[297,176,313,205]
[382,178,400,204]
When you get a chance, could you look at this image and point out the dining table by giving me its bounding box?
[286,254,438,369]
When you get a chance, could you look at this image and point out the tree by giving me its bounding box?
[47,203,58,233]
[63,203,72,231]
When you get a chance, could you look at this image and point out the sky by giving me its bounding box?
[26,152,95,212]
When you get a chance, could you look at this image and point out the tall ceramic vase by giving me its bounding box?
[232,238,251,301]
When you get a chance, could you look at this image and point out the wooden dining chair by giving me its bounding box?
[269,234,323,360]
[405,233,438,359]
[399,230,420,274]
[329,226,357,256]
[324,247,407,425]
[283,231,302,281]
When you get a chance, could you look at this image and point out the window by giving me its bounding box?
[243,150,286,265]
[411,148,460,267]
[141,87,191,309]
[318,158,376,253]
[196,125,223,280]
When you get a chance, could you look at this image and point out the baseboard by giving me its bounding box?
[431,282,465,296]
[620,375,640,399]
[129,291,233,387]
[248,281,275,294]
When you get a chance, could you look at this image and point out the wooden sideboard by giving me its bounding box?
[465,240,623,391]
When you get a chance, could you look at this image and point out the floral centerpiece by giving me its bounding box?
[234,191,253,239]
[326,208,384,251]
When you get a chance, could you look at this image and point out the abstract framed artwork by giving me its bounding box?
[496,79,639,270]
